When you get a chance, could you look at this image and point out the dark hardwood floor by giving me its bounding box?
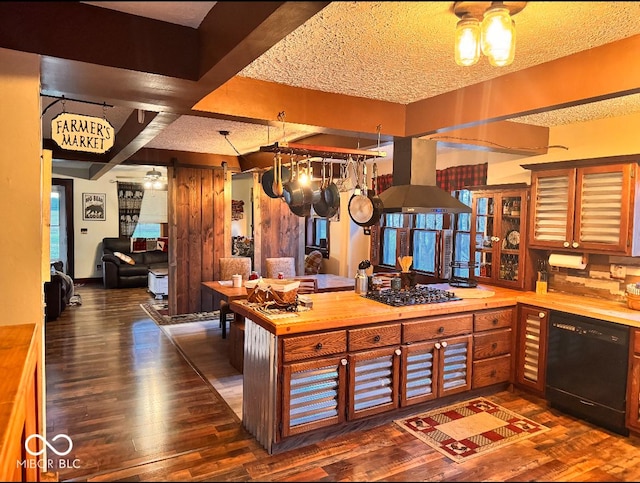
[45,283,640,482]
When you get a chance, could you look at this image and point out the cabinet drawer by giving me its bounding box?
[473,328,512,359]
[472,354,511,388]
[348,323,401,351]
[474,308,514,332]
[403,314,473,343]
[282,330,347,363]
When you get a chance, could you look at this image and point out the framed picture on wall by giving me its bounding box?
[82,192,106,221]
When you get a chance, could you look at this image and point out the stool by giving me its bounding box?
[228,316,245,373]
[219,300,234,339]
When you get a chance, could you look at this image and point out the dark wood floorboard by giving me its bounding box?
[45,283,640,482]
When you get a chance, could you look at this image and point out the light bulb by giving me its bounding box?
[455,15,480,67]
[153,180,162,190]
[144,180,152,189]
[481,5,516,67]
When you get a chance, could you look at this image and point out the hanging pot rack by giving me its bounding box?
[259,141,386,161]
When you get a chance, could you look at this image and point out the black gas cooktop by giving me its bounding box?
[363,285,461,307]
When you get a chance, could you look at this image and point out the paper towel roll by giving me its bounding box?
[548,253,587,269]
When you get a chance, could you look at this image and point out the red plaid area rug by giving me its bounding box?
[394,397,549,463]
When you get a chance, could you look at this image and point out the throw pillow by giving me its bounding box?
[113,251,136,265]
[304,250,323,275]
[130,238,149,253]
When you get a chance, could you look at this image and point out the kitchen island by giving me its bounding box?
[231,284,640,452]
[230,284,523,453]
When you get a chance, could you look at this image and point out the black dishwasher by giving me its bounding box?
[546,310,629,436]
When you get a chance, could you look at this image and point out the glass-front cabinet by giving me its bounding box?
[470,184,530,289]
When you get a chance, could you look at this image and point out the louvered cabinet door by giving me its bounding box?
[529,169,575,249]
[437,334,473,398]
[348,346,400,420]
[515,305,549,395]
[575,164,635,254]
[281,356,347,438]
[400,341,438,406]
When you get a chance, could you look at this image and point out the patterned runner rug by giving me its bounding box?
[140,302,220,326]
[394,397,549,463]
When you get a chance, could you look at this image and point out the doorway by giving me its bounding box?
[51,178,75,278]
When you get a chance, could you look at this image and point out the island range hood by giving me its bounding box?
[378,137,472,214]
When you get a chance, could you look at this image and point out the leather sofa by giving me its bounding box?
[45,261,73,321]
[101,237,168,289]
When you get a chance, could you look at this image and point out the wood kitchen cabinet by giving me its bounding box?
[280,330,347,437]
[626,328,640,433]
[347,323,401,420]
[526,161,640,256]
[515,305,549,396]
[472,308,514,389]
[470,184,530,290]
[400,314,473,406]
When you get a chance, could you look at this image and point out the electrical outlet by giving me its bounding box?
[610,264,626,280]
[97,264,102,271]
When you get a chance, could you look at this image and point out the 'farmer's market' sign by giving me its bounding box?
[51,112,114,154]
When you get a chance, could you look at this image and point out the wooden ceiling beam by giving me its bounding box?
[197,2,330,88]
[405,34,640,136]
[0,2,198,80]
[425,121,550,156]
[193,76,407,137]
[91,111,180,180]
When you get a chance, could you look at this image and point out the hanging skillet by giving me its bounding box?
[261,154,278,199]
[348,160,382,227]
[313,159,332,217]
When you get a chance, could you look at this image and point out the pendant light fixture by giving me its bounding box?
[144,168,164,190]
[453,1,526,67]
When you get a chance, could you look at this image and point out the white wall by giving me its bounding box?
[57,167,167,279]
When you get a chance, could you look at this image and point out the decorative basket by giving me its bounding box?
[627,292,640,311]
[246,279,299,307]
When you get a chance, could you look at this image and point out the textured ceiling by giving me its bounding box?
[239,2,640,105]
[56,2,640,169]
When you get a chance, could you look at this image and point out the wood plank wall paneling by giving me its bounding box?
[169,165,303,315]
[201,170,215,312]
[169,166,228,316]
[258,188,303,274]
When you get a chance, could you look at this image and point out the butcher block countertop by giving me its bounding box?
[516,291,640,328]
[230,283,640,335]
[230,284,521,336]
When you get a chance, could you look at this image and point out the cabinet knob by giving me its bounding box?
[441,341,448,348]
[490,370,496,377]
[394,349,401,356]
[492,342,498,350]
[572,241,580,248]
[315,342,323,350]
[539,312,546,318]
[492,318,498,325]
[563,241,570,247]
[438,326,445,333]
[340,358,347,366]
[435,342,441,350]
[373,335,381,343]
